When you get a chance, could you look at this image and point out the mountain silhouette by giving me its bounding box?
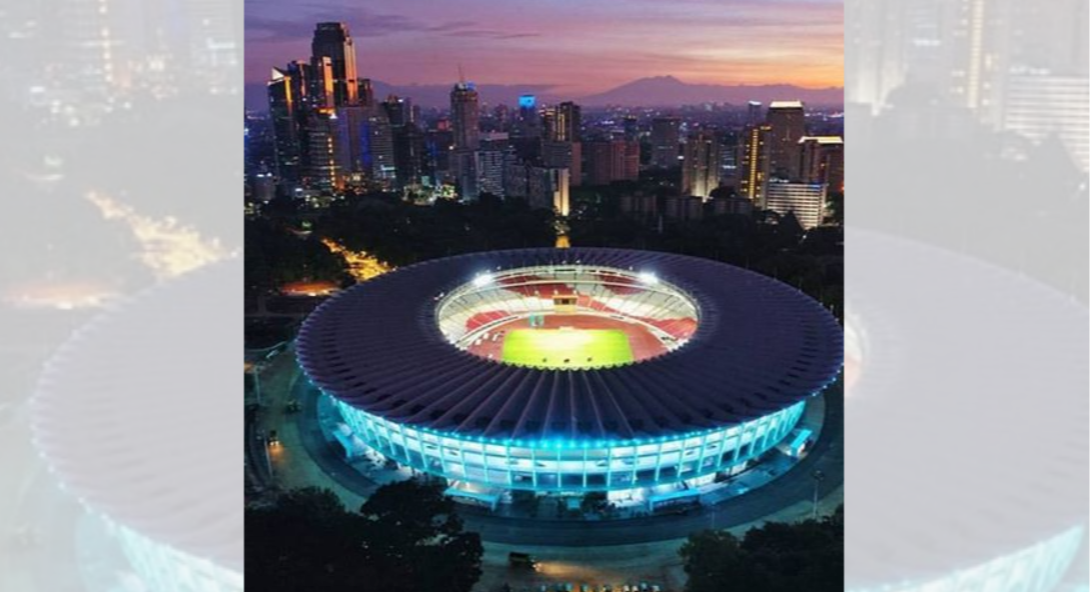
[245,76,844,111]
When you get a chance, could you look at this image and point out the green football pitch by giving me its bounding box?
[501,328,635,369]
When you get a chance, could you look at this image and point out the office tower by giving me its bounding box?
[747,101,764,125]
[362,105,397,183]
[305,109,342,191]
[766,101,807,180]
[476,147,506,197]
[451,80,481,198]
[681,132,723,199]
[515,95,540,138]
[384,95,422,186]
[311,56,336,109]
[798,137,845,192]
[650,117,682,168]
[424,128,454,181]
[179,0,239,94]
[451,81,481,150]
[1002,74,1089,172]
[623,116,640,140]
[541,141,583,187]
[503,153,530,199]
[58,0,136,96]
[311,22,358,107]
[357,78,375,107]
[765,182,828,229]
[393,124,425,187]
[738,124,772,207]
[268,68,303,186]
[382,96,413,126]
[544,102,581,142]
[587,140,640,186]
[528,167,570,215]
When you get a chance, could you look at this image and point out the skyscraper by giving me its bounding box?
[765,182,828,230]
[268,68,302,186]
[650,117,682,168]
[587,140,640,186]
[541,141,583,188]
[305,108,342,191]
[798,137,845,193]
[450,81,481,150]
[544,102,582,142]
[58,0,134,96]
[476,147,506,197]
[451,80,482,198]
[515,95,541,138]
[766,101,807,180]
[747,101,764,125]
[383,95,413,127]
[682,132,723,199]
[738,124,772,207]
[311,22,358,107]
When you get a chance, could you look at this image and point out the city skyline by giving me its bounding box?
[245,0,844,96]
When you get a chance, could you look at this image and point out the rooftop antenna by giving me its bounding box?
[458,64,466,86]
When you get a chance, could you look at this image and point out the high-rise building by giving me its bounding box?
[747,101,764,125]
[503,153,531,199]
[587,140,640,186]
[393,124,425,187]
[476,148,507,197]
[1002,74,1089,172]
[681,132,723,199]
[623,116,640,141]
[451,81,481,150]
[58,0,135,96]
[424,128,455,182]
[312,56,336,109]
[765,182,827,230]
[766,101,807,180]
[451,80,482,199]
[650,117,682,168]
[738,124,772,207]
[798,137,845,193]
[311,22,358,107]
[544,102,582,142]
[541,141,583,187]
[515,95,541,138]
[383,95,413,126]
[268,68,303,186]
[528,167,570,215]
[304,108,342,191]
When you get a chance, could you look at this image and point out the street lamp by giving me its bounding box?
[811,469,825,519]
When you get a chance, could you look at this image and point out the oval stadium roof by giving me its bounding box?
[297,248,842,442]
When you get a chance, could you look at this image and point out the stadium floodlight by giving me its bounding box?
[472,273,494,287]
[638,271,659,285]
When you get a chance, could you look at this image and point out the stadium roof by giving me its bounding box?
[297,248,842,442]
[31,260,242,572]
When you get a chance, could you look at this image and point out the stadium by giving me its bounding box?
[296,248,842,505]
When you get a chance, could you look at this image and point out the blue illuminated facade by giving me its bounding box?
[333,396,805,492]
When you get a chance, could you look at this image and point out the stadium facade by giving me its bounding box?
[297,248,842,499]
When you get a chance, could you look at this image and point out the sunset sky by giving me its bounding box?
[245,0,843,97]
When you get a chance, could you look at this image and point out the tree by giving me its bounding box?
[245,481,484,592]
[681,507,844,592]
[245,487,370,592]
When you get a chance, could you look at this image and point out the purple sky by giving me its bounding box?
[245,0,843,97]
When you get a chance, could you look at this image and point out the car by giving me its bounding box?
[267,430,279,446]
